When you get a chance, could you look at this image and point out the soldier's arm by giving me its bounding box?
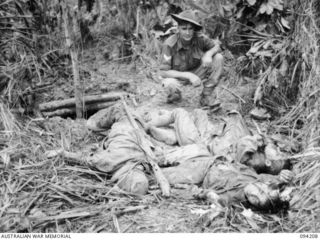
[202,38,222,59]
[159,69,197,81]
[159,42,200,85]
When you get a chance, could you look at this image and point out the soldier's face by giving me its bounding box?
[244,152,267,173]
[244,182,280,210]
[178,23,194,41]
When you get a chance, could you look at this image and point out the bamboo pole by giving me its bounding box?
[42,101,115,117]
[61,0,84,118]
[39,92,126,111]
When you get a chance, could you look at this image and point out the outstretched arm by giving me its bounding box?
[45,149,79,158]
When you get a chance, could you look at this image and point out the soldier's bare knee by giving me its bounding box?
[213,53,224,64]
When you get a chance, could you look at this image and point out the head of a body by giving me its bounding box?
[244,182,289,212]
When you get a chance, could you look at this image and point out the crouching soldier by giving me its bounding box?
[159,10,224,106]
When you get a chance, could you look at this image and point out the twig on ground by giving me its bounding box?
[221,86,246,103]
[112,213,121,233]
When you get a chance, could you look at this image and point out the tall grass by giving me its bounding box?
[274,0,320,232]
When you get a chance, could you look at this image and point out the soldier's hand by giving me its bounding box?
[45,149,64,158]
[213,38,222,47]
[188,73,201,87]
[201,54,213,67]
[279,170,294,184]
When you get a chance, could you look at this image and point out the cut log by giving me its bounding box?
[39,92,126,112]
[42,101,115,117]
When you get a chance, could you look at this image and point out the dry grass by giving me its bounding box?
[270,0,320,232]
[0,117,145,233]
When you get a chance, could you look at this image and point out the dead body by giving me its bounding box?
[144,106,293,210]
[47,103,293,210]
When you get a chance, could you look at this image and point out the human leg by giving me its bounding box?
[171,108,201,145]
[111,162,149,195]
[193,53,224,106]
[45,147,149,195]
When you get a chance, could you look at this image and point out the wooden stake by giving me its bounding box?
[62,0,84,118]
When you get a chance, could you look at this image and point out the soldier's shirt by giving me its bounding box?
[160,33,216,72]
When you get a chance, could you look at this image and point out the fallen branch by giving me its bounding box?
[42,101,115,117]
[39,92,127,112]
[112,214,121,233]
[121,98,171,197]
[114,205,147,216]
[221,86,246,103]
[30,205,108,223]
[254,67,272,105]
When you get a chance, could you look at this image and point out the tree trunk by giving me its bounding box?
[95,0,102,27]
[61,0,84,118]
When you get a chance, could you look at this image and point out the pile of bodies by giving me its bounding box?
[51,103,294,212]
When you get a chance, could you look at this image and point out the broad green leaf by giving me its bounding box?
[262,40,272,49]
[248,41,263,54]
[222,4,234,11]
[222,4,235,17]
[259,3,266,14]
[246,0,256,6]
[260,0,284,14]
[236,6,245,19]
[272,42,285,50]
[259,3,273,14]
[269,0,283,11]
[256,50,273,58]
[281,17,290,29]
[279,59,288,76]
[255,23,267,32]
[241,209,260,230]
[268,68,279,88]
[266,4,274,14]
[276,19,286,33]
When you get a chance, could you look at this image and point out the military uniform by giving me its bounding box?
[160,33,216,72]
[159,10,224,106]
